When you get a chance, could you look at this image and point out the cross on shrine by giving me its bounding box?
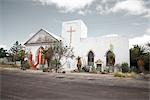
[109,43,114,51]
[67,26,76,47]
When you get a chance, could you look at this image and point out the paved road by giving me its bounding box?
[0,69,149,100]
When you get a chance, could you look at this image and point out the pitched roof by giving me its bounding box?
[24,28,61,45]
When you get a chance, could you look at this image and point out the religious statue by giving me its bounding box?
[77,56,82,72]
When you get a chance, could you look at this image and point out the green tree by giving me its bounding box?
[145,42,150,71]
[43,47,54,68]
[130,45,148,73]
[18,49,26,65]
[0,48,8,58]
[43,41,68,72]
[10,41,23,64]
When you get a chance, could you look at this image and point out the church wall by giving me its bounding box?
[62,21,79,47]
[26,45,38,62]
[80,21,87,39]
[73,37,100,67]
[112,37,130,66]
[61,20,87,48]
[73,36,130,68]
[24,20,130,72]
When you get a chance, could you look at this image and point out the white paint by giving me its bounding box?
[61,19,87,47]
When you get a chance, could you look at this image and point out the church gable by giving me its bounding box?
[24,29,60,45]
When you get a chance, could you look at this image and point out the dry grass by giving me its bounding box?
[0,64,19,68]
[114,72,137,78]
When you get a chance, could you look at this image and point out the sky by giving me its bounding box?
[0,0,150,50]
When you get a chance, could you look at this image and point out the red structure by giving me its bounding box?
[29,47,45,70]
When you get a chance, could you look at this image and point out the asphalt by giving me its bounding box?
[0,68,149,100]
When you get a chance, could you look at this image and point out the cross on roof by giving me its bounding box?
[67,26,76,47]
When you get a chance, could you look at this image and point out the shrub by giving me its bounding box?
[21,60,30,69]
[1,61,5,65]
[62,71,66,73]
[121,63,129,73]
[96,66,101,72]
[101,72,107,74]
[114,64,122,72]
[130,66,138,73]
[50,59,61,70]
[103,66,109,73]
[91,66,97,73]
[82,66,89,72]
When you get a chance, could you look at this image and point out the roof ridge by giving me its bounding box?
[24,28,61,45]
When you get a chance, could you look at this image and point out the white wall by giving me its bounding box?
[61,20,87,48]
[72,36,130,67]
[80,20,87,39]
[61,20,130,68]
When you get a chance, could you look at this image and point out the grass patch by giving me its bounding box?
[114,72,125,77]
[126,72,137,78]
[114,72,137,78]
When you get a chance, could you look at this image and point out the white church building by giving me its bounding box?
[24,20,129,72]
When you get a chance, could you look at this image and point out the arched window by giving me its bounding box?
[106,50,115,66]
[88,51,94,66]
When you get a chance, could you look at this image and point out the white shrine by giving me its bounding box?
[24,20,129,72]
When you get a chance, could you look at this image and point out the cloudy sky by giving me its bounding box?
[0,0,150,49]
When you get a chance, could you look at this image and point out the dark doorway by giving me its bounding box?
[88,51,94,66]
[106,50,115,66]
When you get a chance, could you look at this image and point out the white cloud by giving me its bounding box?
[34,0,94,12]
[96,0,116,15]
[110,0,150,18]
[102,34,119,37]
[34,0,150,17]
[78,9,92,15]
[129,34,150,48]
[95,0,150,18]
[96,5,107,15]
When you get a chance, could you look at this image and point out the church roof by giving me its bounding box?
[24,28,62,46]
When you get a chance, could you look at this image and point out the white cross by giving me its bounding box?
[67,26,76,47]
